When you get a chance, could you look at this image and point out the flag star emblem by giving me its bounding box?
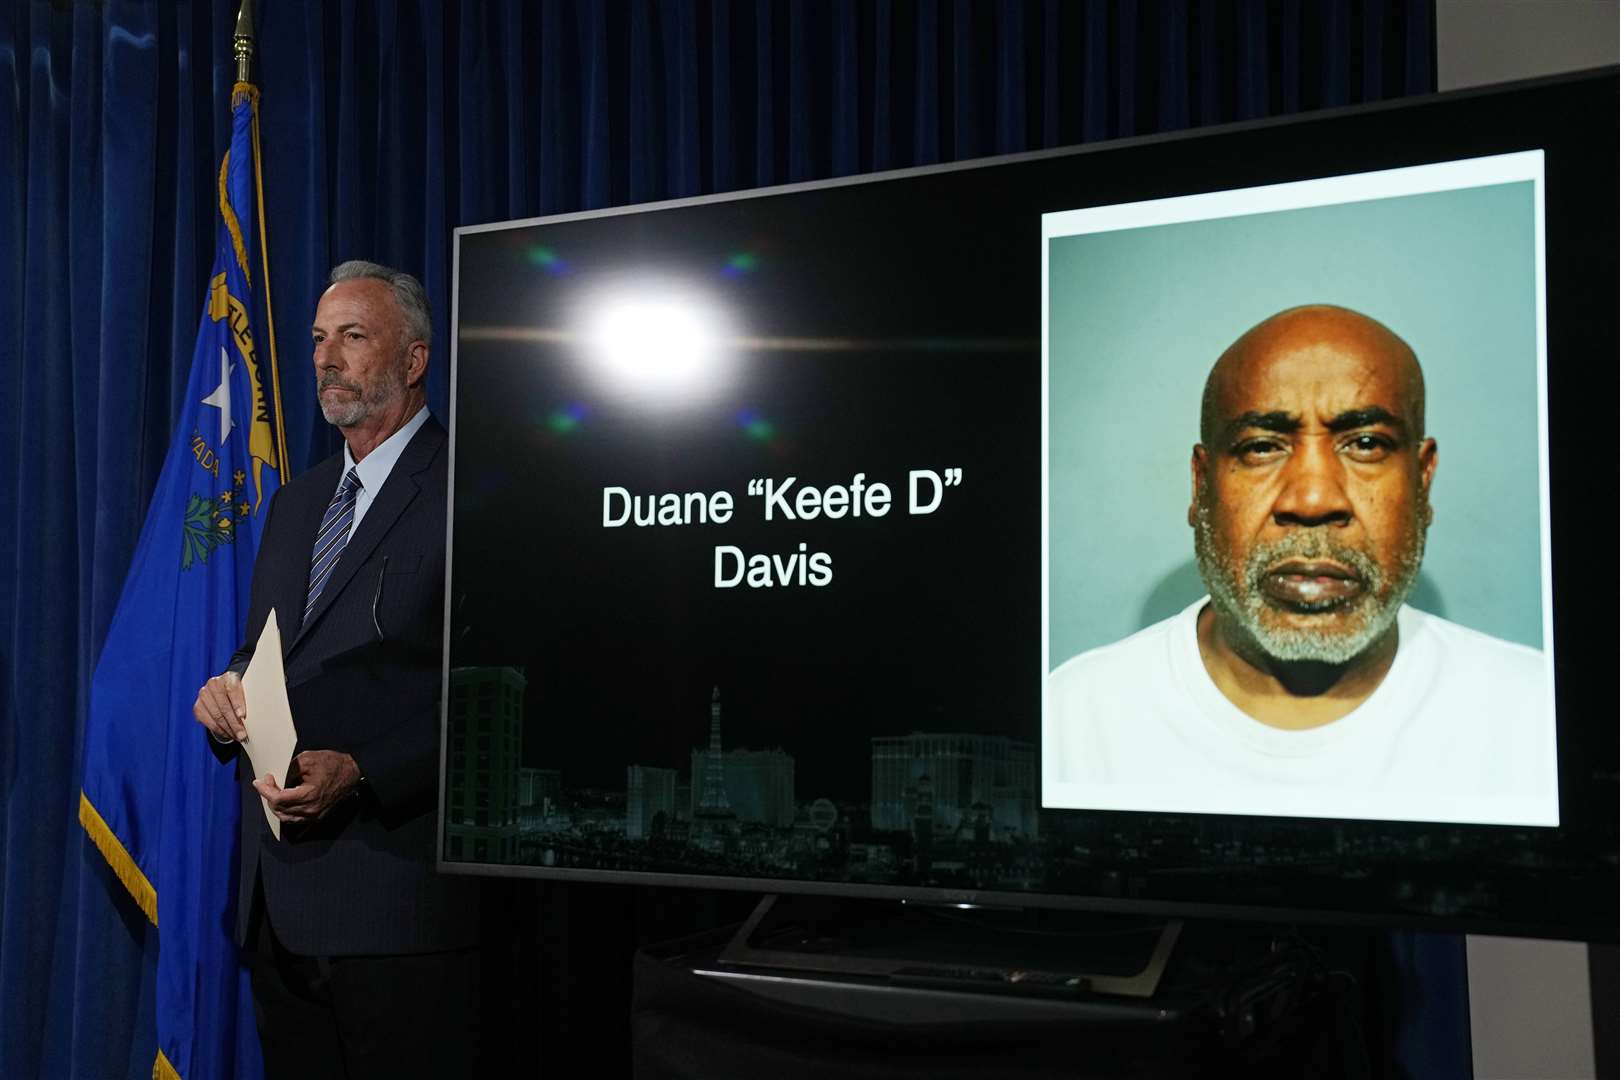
[201,347,234,444]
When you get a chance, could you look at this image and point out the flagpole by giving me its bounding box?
[235,0,290,479]
[233,0,253,83]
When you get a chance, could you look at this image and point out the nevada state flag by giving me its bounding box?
[79,81,283,1080]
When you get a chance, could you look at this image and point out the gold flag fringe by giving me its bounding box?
[78,792,158,927]
[154,1048,181,1080]
[217,151,253,286]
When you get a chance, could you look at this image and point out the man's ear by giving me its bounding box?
[404,341,429,388]
[1417,436,1437,524]
[1187,444,1208,527]
[1417,436,1437,491]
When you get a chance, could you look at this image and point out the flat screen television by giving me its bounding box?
[441,68,1620,941]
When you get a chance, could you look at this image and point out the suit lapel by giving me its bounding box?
[289,419,444,652]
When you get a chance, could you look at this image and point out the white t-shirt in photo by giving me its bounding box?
[1046,599,1557,826]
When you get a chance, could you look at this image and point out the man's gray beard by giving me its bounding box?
[318,363,406,428]
[1193,500,1424,665]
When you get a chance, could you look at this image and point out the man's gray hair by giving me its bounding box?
[328,260,433,347]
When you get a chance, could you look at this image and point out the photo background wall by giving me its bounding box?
[1046,175,1544,662]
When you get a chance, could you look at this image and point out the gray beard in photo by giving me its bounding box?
[1193,498,1426,665]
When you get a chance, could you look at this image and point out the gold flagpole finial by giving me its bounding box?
[233,0,256,84]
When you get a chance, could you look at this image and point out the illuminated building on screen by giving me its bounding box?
[627,765,678,840]
[870,733,1038,840]
[445,665,526,863]
[518,767,563,830]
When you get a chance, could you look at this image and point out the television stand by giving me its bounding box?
[634,896,1378,1077]
[714,892,1183,1003]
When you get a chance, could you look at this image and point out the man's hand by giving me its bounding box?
[253,751,362,825]
[193,671,248,742]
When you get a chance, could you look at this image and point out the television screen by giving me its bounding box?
[442,69,1620,940]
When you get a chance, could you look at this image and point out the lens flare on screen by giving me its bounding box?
[581,290,732,402]
[545,403,589,434]
[721,252,759,278]
[735,407,776,441]
[526,245,569,274]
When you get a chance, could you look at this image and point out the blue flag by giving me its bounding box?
[80,83,282,1080]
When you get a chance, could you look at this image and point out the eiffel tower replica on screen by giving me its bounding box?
[691,686,738,852]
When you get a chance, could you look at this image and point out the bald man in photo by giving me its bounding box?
[1049,305,1555,823]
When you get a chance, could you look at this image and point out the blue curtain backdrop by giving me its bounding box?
[0,2,1450,1077]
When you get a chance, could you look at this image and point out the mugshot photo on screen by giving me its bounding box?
[1040,152,1559,827]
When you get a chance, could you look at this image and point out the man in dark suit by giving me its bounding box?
[192,261,477,1078]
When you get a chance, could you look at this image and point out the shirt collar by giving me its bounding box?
[343,405,431,494]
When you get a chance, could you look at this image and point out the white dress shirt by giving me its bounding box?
[336,405,430,539]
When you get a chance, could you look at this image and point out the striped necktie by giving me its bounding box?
[305,467,362,620]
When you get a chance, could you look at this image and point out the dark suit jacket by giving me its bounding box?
[223,415,477,956]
